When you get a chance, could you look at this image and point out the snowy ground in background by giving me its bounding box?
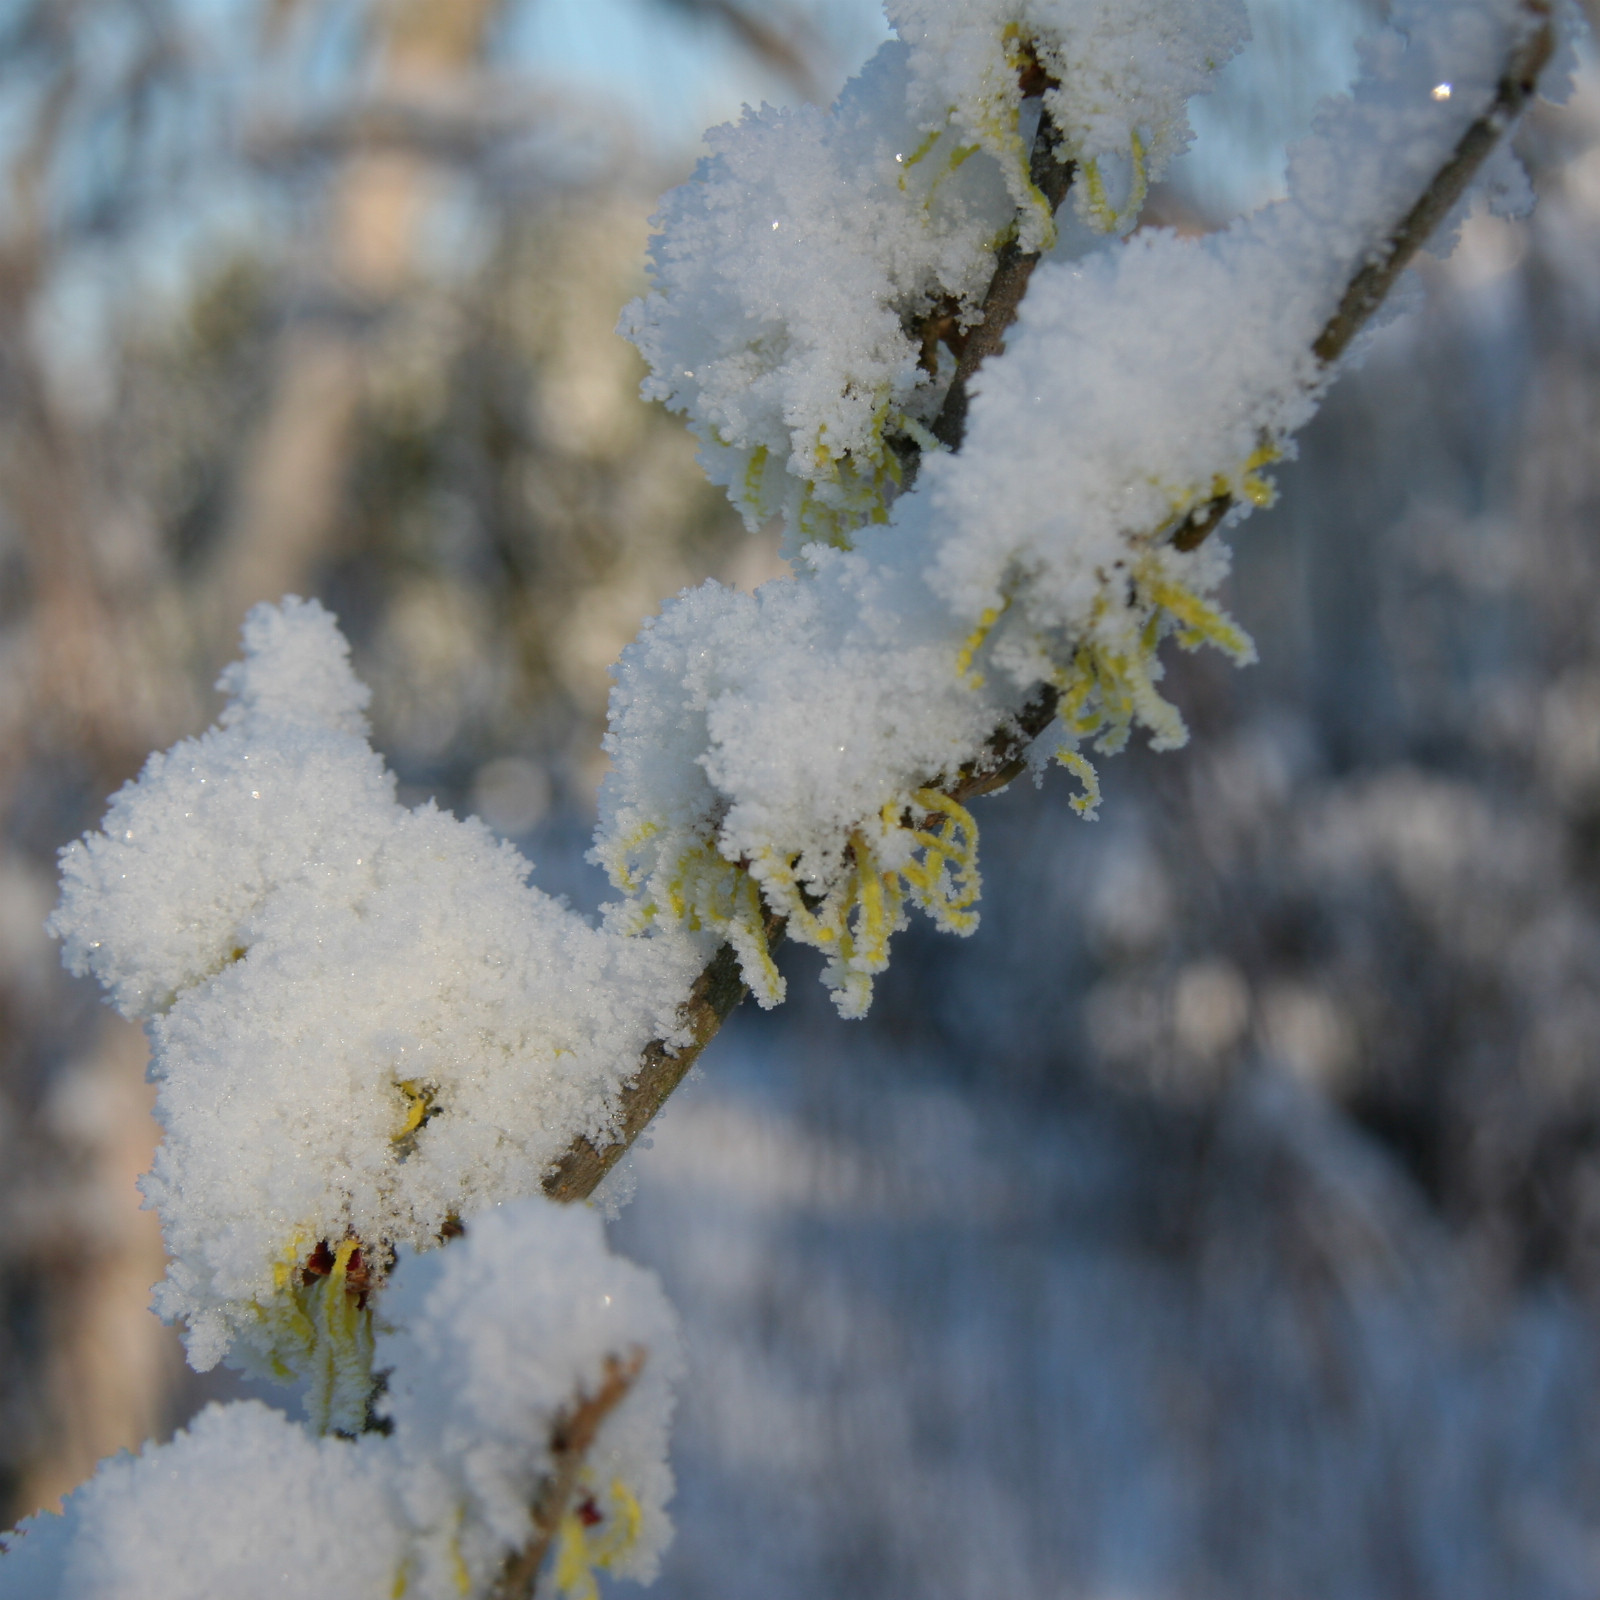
[617,1014,1600,1600]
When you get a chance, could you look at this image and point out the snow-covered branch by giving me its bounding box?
[1,0,1573,1595]
[0,1201,680,1600]
[560,0,1563,1200]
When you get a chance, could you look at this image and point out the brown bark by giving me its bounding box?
[929,109,1076,456]
[542,911,785,1203]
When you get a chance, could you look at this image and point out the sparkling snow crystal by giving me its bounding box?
[49,599,702,1423]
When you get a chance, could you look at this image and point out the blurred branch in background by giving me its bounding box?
[659,0,825,102]
[207,0,504,645]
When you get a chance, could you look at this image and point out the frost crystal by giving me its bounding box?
[49,599,703,1414]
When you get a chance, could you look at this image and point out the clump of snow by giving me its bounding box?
[0,1403,404,1600]
[918,223,1318,654]
[49,599,704,1409]
[216,596,373,736]
[1,1199,680,1600]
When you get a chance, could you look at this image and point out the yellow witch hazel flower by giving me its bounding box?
[245,1235,379,1436]
[1027,549,1256,815]
[727,404,914,557]
[600,789,982,1021]
[895,29,1058,250]
[947,521,1256,824]
[602,822,786,1007]
[751,790,982,1019]
[595,549,996,1018]
[887,0,1249,240]
[551,1477,647,1600]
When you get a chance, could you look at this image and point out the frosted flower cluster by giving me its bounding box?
[887,0,1250,238]
[595,532,1015,1016]
[49,599,703,1421]
[920,0,1550,644]
[605,0,1551,1017]
[0,1200,680,1600]
[622,45,1008,555]
[623,0,1248,558]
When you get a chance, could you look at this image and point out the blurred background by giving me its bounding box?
[6,0,1600,1595]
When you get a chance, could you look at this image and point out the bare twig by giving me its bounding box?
[490,1350,646,1600]
[538,6,1557,1209]
[1172,3,1554,553]
[541,910,784,1203]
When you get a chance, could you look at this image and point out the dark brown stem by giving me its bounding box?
[1173,3,1553,553]
[541,910,785,1203]
[928,110,1075,457]
[947,686,1063,804]
[1313,9,1553,367]
[491,1350,646,1600]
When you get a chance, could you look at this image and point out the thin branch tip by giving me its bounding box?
[492,1348,647,1600]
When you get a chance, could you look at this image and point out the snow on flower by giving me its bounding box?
[49,599,703,1421]
[0,1199,680,1600]
[623,1,1248,561]
[887,0,1249,240]
[605,0,1554,1016]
